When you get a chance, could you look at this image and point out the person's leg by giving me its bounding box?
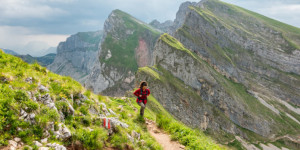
[138,102,146,116]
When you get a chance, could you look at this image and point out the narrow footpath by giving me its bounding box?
[146,119,185,150]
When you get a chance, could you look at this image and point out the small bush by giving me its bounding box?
[82,117,91,126]
[79,106,89,115]
[16,72,24,78]
[14,91,29,102]
[156,113,171,129]
[73,128,107,150]
[23,100,38,112]
[84,90,91,98]
[110,131,128,149]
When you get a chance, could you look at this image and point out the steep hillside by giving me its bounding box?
[85,9,161,96]
[172,0,300,107]
[0,49,226,150]
[48,31,103,83]
[0,49,161,150]
[136,34,300,149]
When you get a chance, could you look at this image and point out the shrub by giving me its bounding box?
[14,91,29,102]
[110,131,128,149]
[84,90,91,98]
[82,117,91,126]
[33,125,43,139]
[23,100,38,112]
[156,113,171,129]
[73,128,107,150]
[16,72,24,78]
[79,106,89,116]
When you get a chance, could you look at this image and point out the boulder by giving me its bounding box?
[33,141,43,147]
[41,138,47,143]
[46,143,67,150]
[25,77,33,83]
[110,117,129,129]
[8,140,18,148]
[13,137,21,143]
[53,123,71,140]
[38,85,49,92]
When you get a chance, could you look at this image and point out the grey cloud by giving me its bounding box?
[1,0,299,56]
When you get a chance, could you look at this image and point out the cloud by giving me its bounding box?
[0,26,68,56]
[0,0,68,20]
[1,0,300,56]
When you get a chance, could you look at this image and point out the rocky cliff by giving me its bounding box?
[84,10,161,96]
[149,19,173,33]
[48,31,102,83]
[172,0,300,107]
[135,0,300,147]
[136,33,300,149]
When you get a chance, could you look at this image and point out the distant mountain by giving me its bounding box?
[2,48,56,67]
[15,53,56,67]
[84,9,161,96]
[47,30,103,83]
[149,19,173,33]
[2,49,19,55]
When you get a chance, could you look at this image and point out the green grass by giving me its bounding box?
[137,66,230,149]
[99,9,161,72]
[0,49,163,149]
[160,33,193,55]
[227,140,246,150]
[202,0,300,53]
[142,32,300,148]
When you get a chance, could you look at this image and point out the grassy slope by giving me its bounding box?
[215,0,300,50]
[178,0,300,75]
[136,66,227,150]
[186,1,300,135]
[144,34,300,149]
[0,48,226,150]
[100,9,161,72]
[204,0,300,52]
[0,49,163,150]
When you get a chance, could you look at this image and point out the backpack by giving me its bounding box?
[138,88,148,102]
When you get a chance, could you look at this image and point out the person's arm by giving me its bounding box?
[133,89,140,97]
[147,89,150,96]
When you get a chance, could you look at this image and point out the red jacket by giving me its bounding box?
[133,88,150,104]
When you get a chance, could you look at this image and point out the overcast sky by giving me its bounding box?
[0,0,299,56]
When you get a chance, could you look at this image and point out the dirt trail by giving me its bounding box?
[146,119,185,150]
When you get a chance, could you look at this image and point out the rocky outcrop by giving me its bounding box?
[84,9,161,96]
[171,0,300,106]
[149,19,173,33]
[137,33,300,140]
[48,31,103,83]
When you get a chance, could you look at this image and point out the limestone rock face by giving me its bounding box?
[137,33,300,140]
[149,19,173,33]
[48,31,103,83]
[171,0,300,106]
[84,9,161,96]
